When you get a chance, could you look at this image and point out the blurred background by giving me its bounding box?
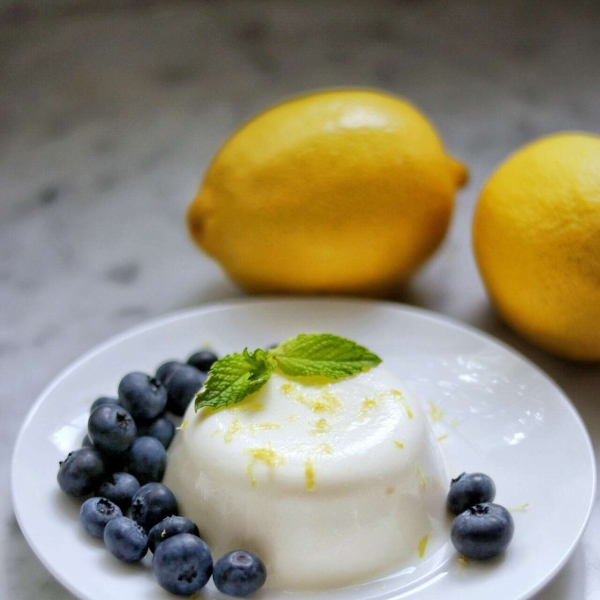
[1,1,599,598]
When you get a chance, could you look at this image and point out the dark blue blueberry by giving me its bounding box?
[213,550,267,597]
[57,447,106,497]
[137,416,175,449]
[447,472,497,515]
[97,472,140,511]
[131,482,178,531]
[165,365,206,416]
[88,405,137,456]
[152,534,212,596]
[118,372,167,422]
[451,502,514,560]
[103,516,148,563]
[186,350,218,373]
[82,434,93,447]
[127,436,167,484]
[79,497,122,538]
[155,360,184,384]
[90,396,119,413]
[148,516,200,553]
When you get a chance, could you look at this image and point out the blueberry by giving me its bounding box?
[82,434,93,447]
[97,472,140,511]
[88,405,137,456]
[137,416,175,449]
[187,350,218,373]
[148,516,200,553]
[118,372,167,422]
[451,502,514,559]
[165,365,206,416]
[152,534,213,596]
[213,550,267,597]
[104,516,148,563]
[447,472,497,515]
[90,396,119,413]
[79,497,122,538]
[131,482,178,531]
[127,436,167,484]
[155,361,184,384]
[57,447,106,497]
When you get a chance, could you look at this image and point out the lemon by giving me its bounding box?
[188,89,467,295]
[473,133,600,361]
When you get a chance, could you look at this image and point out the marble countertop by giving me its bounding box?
[2,1,599,598]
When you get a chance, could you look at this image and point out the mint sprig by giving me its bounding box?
[193,348,276,411]
[272,333,382,378]
[194,333,381,411]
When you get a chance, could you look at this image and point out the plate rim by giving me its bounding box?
[11,296,597,600]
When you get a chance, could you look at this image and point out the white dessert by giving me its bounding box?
[163,367,449,590]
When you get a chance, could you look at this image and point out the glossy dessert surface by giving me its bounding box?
[164,367,449,589]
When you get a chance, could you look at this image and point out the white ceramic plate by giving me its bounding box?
[12,299,596,600]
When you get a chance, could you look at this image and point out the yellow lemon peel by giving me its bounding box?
[416,467,427,488]
[224,418,243,443]
[305,458,316,491]
[244,446,285,486]
[428,401,444,423]
[388,389,413,419]
[311,418,332,436]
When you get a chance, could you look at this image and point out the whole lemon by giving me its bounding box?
[188,90,466,295]
[473,133,600,361]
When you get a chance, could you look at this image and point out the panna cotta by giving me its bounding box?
[163,367,449,589]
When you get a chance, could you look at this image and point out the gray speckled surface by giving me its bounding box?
[2,1,599,598]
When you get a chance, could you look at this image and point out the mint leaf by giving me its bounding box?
[272,333,381,378]
[193,334,381,412]
[194,348,275,411]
